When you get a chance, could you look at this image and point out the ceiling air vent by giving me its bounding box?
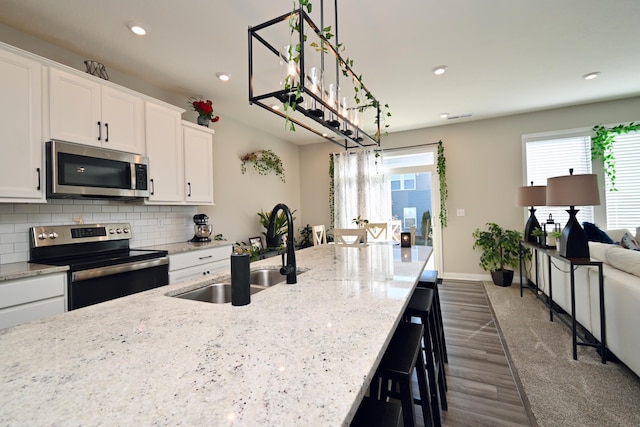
[447,114,472,120]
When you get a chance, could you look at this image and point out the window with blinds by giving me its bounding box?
[523,133,594,228]
[605,131,640,230]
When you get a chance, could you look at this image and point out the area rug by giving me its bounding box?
[483,281,640,426]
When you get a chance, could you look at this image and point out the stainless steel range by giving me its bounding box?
[29,223,169,310]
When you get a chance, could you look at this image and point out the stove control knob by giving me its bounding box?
[116,228,122,234]
[109,229,115,234]
[38,233,47,240]
[48,232,58,239]
[123,227,130,234]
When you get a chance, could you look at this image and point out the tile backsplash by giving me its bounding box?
[0,200,198,264]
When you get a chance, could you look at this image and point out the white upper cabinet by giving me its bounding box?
[183,122,215,205]
[0,46,45,203]
[144,101,184,203]
[48,67,144,154]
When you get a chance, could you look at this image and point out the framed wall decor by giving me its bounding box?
[249,236,263,251]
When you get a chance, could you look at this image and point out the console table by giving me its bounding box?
[519,241,607,363]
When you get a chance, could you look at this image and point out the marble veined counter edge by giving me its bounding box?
[0,243,431,426]
[0,262,68,282]
[138,239,232,255]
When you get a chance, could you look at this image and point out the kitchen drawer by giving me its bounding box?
[0,273,66,310]
[0,297,65,330]
[168,245,231,272]
[169,259,228,284]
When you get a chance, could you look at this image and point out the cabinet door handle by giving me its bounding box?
[187,182,192,197]
[199,255,213,260]
[97,121,101,141]
[36,167,41,190]
[150,178,155,195]
[105,123,109,142]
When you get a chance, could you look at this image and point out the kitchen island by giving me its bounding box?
[0,243,431,426]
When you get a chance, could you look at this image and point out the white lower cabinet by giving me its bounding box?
[169,245,231,284]
[0,273,66,330]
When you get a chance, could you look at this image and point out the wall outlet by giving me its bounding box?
[456,209,465,217]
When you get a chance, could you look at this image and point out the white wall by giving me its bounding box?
[299,96,640,280]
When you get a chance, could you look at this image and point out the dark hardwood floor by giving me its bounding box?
[412,280,532,426]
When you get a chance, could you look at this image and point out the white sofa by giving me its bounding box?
[536,228,640,377]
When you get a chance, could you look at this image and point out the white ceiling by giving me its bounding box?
[1,0,639,146]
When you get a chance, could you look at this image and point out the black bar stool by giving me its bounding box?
[417,270,448,364]
[350,396,403,427]
[405,287,448,425]
[370,322,433,427]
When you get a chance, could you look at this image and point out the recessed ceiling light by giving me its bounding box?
[440,113,449,119]
[432,65,448,76]
[127,22,148,36]
[582,71,600,80]
[216,72,231,82]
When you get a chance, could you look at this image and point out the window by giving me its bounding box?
[605,131,640,230]
[523,131,594,227]
[524,127,640,232]
[390,174,416,191]
[403,207,417,229]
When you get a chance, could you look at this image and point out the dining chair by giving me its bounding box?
[333,228,367,245]
[312,224,327,245]
[364,222,388,241]
[389,220,402,242]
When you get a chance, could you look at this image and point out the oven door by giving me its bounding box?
[69,257,169,310]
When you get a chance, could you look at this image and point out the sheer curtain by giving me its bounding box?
[333,149,391,228]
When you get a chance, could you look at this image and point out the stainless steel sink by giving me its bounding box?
[249,268,288,287]
[172,268,305,303]
[174,283,266,304]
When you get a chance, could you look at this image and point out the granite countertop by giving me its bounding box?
[0,262,68,282]
[139,239,232,255]
[0,243,431,426]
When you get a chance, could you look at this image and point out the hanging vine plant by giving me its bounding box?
[437,140,448,228]
[240,149,286,182]
[591,122,639,191]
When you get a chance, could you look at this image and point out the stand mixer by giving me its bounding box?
[189,214,212,242]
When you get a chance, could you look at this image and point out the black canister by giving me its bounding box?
[231,253,251,306]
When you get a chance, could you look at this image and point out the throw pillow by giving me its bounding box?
[620,232,640,251]
[606,245,640,278]
[582,222,614,244]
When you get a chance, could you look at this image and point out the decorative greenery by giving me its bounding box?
[421,210,432,244]
[188,98,220,122]
[352,215,369,228]
[472,223,524,272]
[213,233,226,241]
[298,224,314,249]
[257,208,297,245]
[437,140,448,228]
[241,150,285,182]
[284,1,390,142]
[591,122,639,191]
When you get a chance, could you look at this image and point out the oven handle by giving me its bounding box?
[71,257,169,282]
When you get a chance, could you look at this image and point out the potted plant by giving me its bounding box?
[257,208,297,248]
[352,215,369,228]
[548,230,562,250]
[472,222,524,287]
[188,98,220,127]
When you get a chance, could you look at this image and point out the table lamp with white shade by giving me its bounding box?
[516,182,547,243]
[546,169,600,258]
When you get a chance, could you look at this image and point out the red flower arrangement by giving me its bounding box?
[189,98,220,122]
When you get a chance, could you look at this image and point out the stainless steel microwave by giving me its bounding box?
[46,140,149,200]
